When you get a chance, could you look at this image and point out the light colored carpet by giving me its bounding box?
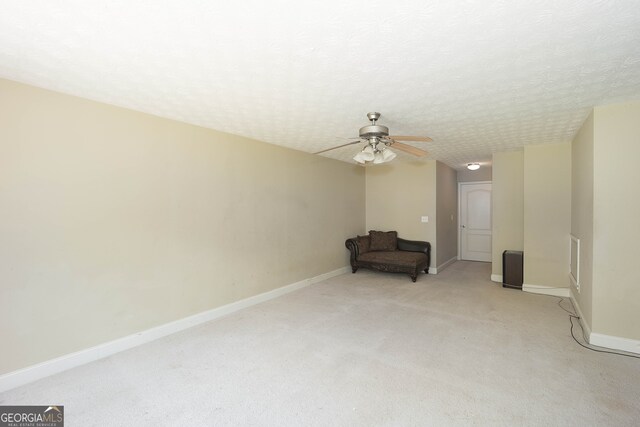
[2,261,639,426]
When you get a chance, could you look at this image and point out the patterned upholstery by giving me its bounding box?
[358,251,428,268]
[369,230,398,251]
[356,235,371,254]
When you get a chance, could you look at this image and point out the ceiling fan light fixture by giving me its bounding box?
[373,151,385,164]
[353,145,375,163]
[353,151,367,164]
[467,163,481,170]
[382,148,397,162]
[361,145,375,161]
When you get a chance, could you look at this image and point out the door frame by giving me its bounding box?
[458,181,492,260]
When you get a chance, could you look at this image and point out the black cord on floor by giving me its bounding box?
[568,316,640,359]
[555,297,577,316]
[532,293,640,360]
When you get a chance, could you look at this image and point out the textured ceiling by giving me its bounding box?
[1,1,640,169]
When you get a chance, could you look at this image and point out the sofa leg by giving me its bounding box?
[411,274,417,282]
[352,267,358,274]
[424,268,429,274]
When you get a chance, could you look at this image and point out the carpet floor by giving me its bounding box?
[2,261,639,426]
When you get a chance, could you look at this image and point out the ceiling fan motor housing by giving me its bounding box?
[359,124,389,139]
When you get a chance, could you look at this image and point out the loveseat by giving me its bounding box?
[345,231,431,282]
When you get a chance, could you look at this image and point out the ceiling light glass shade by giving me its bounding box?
[353,151,367,164]
[373,151,385,164]
[382,148,397,162]
[361,145,375,161]
[467,163,480,170]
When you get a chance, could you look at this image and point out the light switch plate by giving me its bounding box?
[421,216,429,223]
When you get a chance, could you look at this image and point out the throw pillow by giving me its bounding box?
[369,230,398,251]
[356,235,371,254]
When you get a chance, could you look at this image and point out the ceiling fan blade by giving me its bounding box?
[314,140,362,154]
[388,135,433,142]
[390,141,429,157]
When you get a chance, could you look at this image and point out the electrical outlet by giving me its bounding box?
[421,216,429,223]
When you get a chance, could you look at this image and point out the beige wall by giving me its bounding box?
[523,143,571,288]
[491,151,524,277]
[0,79,365,374]
[571,111,594,328]
[436,161,458,267]
[457,166,492,182]
[592,101,640,340]
[366,160,437,262]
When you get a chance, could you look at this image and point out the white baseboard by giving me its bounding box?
[491,274,503,283]
[428,267,438,274]
[522,284,570,297]
[308,266,350,284]
[568,289,640,355]
[589,333,640,355]
[0,266,350,393]
[435,257,457,274]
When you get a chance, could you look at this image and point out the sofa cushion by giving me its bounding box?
[369,230,398,251]
[358,250,427,268]
[356,235,371,254]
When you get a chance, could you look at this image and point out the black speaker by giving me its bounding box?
[503,250,523,289]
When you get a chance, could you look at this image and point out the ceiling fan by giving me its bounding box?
[315,112,432,164]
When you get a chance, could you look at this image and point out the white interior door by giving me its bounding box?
[460,182,492,262]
